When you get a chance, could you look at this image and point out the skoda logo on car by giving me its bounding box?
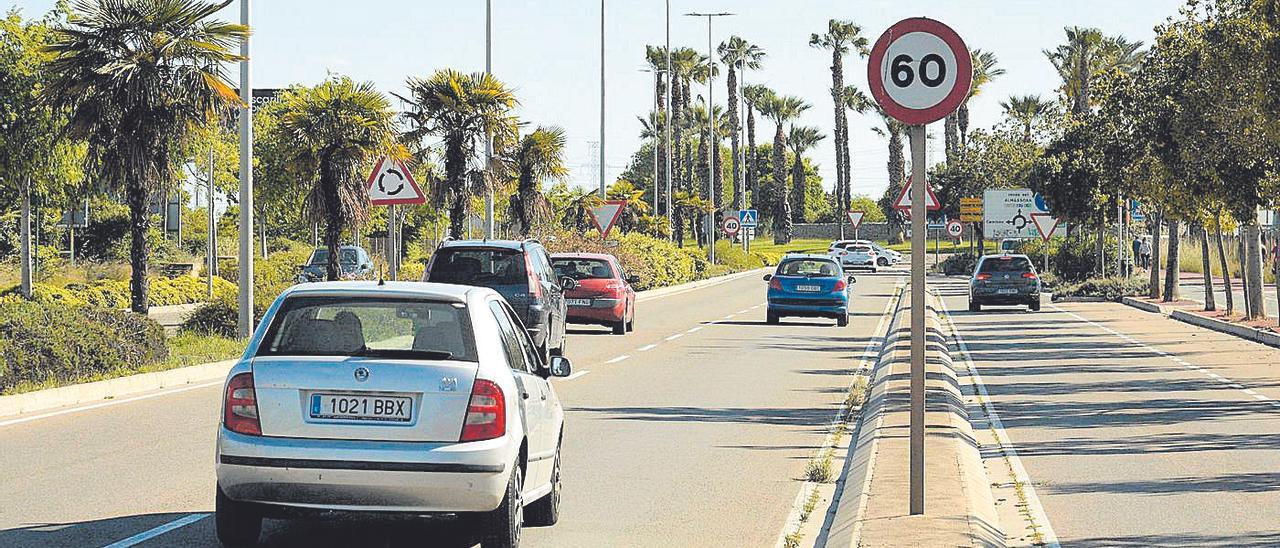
[353,367,370,383]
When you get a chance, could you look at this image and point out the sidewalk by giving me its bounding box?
[821,291,1004,547]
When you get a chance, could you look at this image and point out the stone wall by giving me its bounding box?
[790,222,894,241]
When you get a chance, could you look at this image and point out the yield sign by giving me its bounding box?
[588,200,628,239]
[847,210,866,229]
[367,158,425,205]
[1030,213,1061,242]
[892,177,941,211]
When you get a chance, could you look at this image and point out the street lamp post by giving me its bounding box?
[484,0,494,239]
[640,67,667,215]
[599,0,607,198]
[664,0,673,233]
[686,12,734,265]
[237,0,253,338]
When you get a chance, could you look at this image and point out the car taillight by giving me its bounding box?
[976,273,992,280]
[834,279,847,292]
[224,372,261,436]
[1022,272,1038,279]
[768,277,782,290]
[461,378,506,442]
[525,255,544,299]
[868,250,877,256]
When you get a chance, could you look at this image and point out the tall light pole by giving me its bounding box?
[484,0,494,238]
[686,11,733,265]
[237,0,253,339]
[664,0,673,233]
[640,67,667,215]
[599,0,607,198]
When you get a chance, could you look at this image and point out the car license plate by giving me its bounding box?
[998,288,1018,295]
[796,285,822,292]
[566,298,591,307]
[310,393,412,422]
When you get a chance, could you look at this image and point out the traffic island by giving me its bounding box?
[819,290,1005,548]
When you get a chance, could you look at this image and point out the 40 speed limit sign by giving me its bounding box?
[868,18,972,125]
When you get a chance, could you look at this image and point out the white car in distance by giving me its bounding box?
[215,281,570,548]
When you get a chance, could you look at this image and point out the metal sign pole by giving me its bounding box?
[908,124,927,516]
[388,203,397,281]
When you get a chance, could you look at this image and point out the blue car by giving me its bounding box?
[764,254,855,327]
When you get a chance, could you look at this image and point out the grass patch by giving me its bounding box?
[804,456,834,483]
[162,332,246,369]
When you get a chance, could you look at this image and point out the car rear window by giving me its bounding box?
[849,246,872,253]
[257,296,477,361]
[778,259,840,277]
[428,248,527,285]
[553,258,615,280]
[979,257,1032,273]
[308,249,358,265]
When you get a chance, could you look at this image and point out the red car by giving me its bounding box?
[551,253,638,335]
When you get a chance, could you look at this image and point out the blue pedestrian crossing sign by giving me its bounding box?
[739,209,758,228]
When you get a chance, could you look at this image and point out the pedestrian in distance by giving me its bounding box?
[1132,236,1142,270]
[1139,237,1152,270]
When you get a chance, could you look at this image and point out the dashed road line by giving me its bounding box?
[101,512,209,548]
[687,326,703,333]
[637,344,657,352]
[565,370,591,381]
[605,355,630,364]
[665,333,684,341]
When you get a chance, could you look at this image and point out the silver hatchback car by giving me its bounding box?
[215,282,571,547]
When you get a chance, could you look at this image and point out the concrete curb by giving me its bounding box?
[1120,297,1280,349]
[635,267,767,302]
[822,289,1004,548]
[0,359,238,418]
[1053,296,1109,303]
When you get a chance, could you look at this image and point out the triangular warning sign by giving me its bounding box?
[1030,213,1061,242]
[588,200,628,239]
[367,158,426,205]
[847,210,865,229]
[892,177,941,211]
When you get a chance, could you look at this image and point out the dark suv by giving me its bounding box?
[969,254,1041,312]
[423,239,574,360]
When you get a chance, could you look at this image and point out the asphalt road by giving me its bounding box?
[940,281,1280,546]
[0,268,904,548]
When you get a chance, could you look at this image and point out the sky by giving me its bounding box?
[11,0,1186,200]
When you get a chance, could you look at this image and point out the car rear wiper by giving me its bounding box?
[354,348,455,360]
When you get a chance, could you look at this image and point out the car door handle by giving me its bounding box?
[522,392,530,400]
[540,392,548,401]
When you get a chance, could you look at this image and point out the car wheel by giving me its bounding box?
[837,314,849,327]
[525,446,561,527]
[871,267,878,273]
[1030,300,1041,312]
[215,485,262,547]
[968,300,980,312]
[611,319,626,335]
[878,257,889,267]
[625,312,634,333]
[482,462,523,548]
[766,311,780,325]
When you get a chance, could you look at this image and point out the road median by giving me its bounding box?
[820,289,1004,548]
[0,359,236,419]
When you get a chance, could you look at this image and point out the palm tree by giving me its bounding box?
[1045,28,1144,116]
[718,36,765,211]
[505,126,568,236]
[788,126,826,223]
[645,45,671,211]
[842,85,873,236]
[276,77,398,280]
[607,179,652,232]
[43,0,246,313]
[1000,94,1053,141]
[959,49,1005,147]
[400,69,518,239]
[668,47,707,245]
[810,20,870,235]
[759,94,810,244]
[742,84,772,209]
[561,186,604,232]
[873,108,908,243]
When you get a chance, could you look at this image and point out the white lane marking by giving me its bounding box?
[1208,373,1224,380]
[945,297,1061,548]
[564,370,591,381]
[665,333,684,341]
[1253,394,1270,401]
[635,268,764,302]
[0,380,224,429]
[723,314,735,319]
[1245,389,1260,396]
[1228,384,1246,390]
[687,326,704,333]
[637,344,657,352]
[604,355,630,364]
[101,512,210,548]
[738,308,751,314]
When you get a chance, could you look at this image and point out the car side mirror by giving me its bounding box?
[847,275,858,284]
[560,277,578,290]
[627,275,641,285]
[549,356,572,378]
[762,274,773,281]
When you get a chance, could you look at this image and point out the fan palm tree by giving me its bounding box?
[399,69,518,239]
[1045,28,1144,116]
[561,186,604,232]
[810,19,870,231]
[43,0,246,313]
[759,94,810,244]
[607,179,651,232]
[668,47,708,245]
[959,49,1005,146]
[788,125,826,223]
[718,36,765,211]
[742,84,772,209]
[1000,94,1053,141]
[505,125,568,236]
[276,77,399,280]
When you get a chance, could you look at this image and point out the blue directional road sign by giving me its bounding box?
[739,209,758,228]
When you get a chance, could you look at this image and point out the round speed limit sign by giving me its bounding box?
[868,18,972,125]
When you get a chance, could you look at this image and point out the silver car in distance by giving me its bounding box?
[215,281,571,547]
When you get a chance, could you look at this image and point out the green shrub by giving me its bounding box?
[940,253,977,276]
[0,301,168,394]
[180,298,240,338]
[1052,276,1147,302]
[714,240,766,272]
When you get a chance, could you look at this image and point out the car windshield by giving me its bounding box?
[778,259,840,277]
[308,249,358,266]
[980,257,1033,273]
[256,296,477,361]
[428,248,527,285]
[553,258,614,280]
